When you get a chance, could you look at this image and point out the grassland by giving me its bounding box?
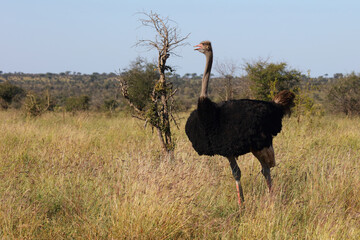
[0,110,359,239]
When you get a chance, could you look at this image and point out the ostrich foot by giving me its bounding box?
[236,180,244,208]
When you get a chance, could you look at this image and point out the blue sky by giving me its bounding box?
[1,0,359,77]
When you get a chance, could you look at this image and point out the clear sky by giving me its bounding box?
[1,0,359,77]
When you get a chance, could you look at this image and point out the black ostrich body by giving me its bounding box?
[186,98,284,158]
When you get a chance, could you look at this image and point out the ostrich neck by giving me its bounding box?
[200,51,213,98]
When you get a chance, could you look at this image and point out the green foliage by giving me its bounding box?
[121,59,159,111]
[245,60,301,100]
[268,78,278,99]
[0,81,25,109]
[294,87,319,122]
[327,73,360,115]
[145,103,160,128]
[293,73,324,122]
[65,95,91,112]
[0,72,118,110]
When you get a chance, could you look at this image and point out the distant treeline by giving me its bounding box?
[0,68,359,116]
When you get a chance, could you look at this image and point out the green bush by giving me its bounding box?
[65,95,91,112]
[120,59,159,111]
[244,60,301,100]
[327,73,360,115]
[0,81,25,109]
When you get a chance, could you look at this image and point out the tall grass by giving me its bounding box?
[0,110,359,239]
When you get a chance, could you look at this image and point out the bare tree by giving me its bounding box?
[214,59,239,101]
[120,11,189,155]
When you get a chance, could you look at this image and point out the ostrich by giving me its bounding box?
[185,41,295,206]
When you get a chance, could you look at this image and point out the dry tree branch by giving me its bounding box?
[135,11,190,56]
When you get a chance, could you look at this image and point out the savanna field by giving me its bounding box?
[0,110,359,239]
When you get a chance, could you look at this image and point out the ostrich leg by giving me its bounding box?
[260,163,272,191]
[251,145,275,192]
[227,156,244,206]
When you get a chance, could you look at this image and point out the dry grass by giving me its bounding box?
[0,110,359,239]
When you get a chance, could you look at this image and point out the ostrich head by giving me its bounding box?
[194,41,213,99]
[194,41,212,54]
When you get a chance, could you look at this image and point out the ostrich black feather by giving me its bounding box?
[185,97,285,157]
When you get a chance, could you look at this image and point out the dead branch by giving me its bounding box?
[135,11,190,56]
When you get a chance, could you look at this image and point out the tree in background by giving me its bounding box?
[103,99,119,113]
[214,59,239,101]
[327,73,360,116]
[23,91,55,117]
[65,95,91,113]
[0,81,25,109]
[293,71,321,123]
[120,12,189,155]
[120,58,158,112]
[244,60,301,100]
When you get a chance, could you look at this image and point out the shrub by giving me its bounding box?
[120,58,158,111]
[0,81,25,109]
[23,91,55,117]
[326,73,360,115]
[65,95,91,112]
[244,60,301,100]
[103,99,119,112]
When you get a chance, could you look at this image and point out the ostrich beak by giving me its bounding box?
[194,44,202,51]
